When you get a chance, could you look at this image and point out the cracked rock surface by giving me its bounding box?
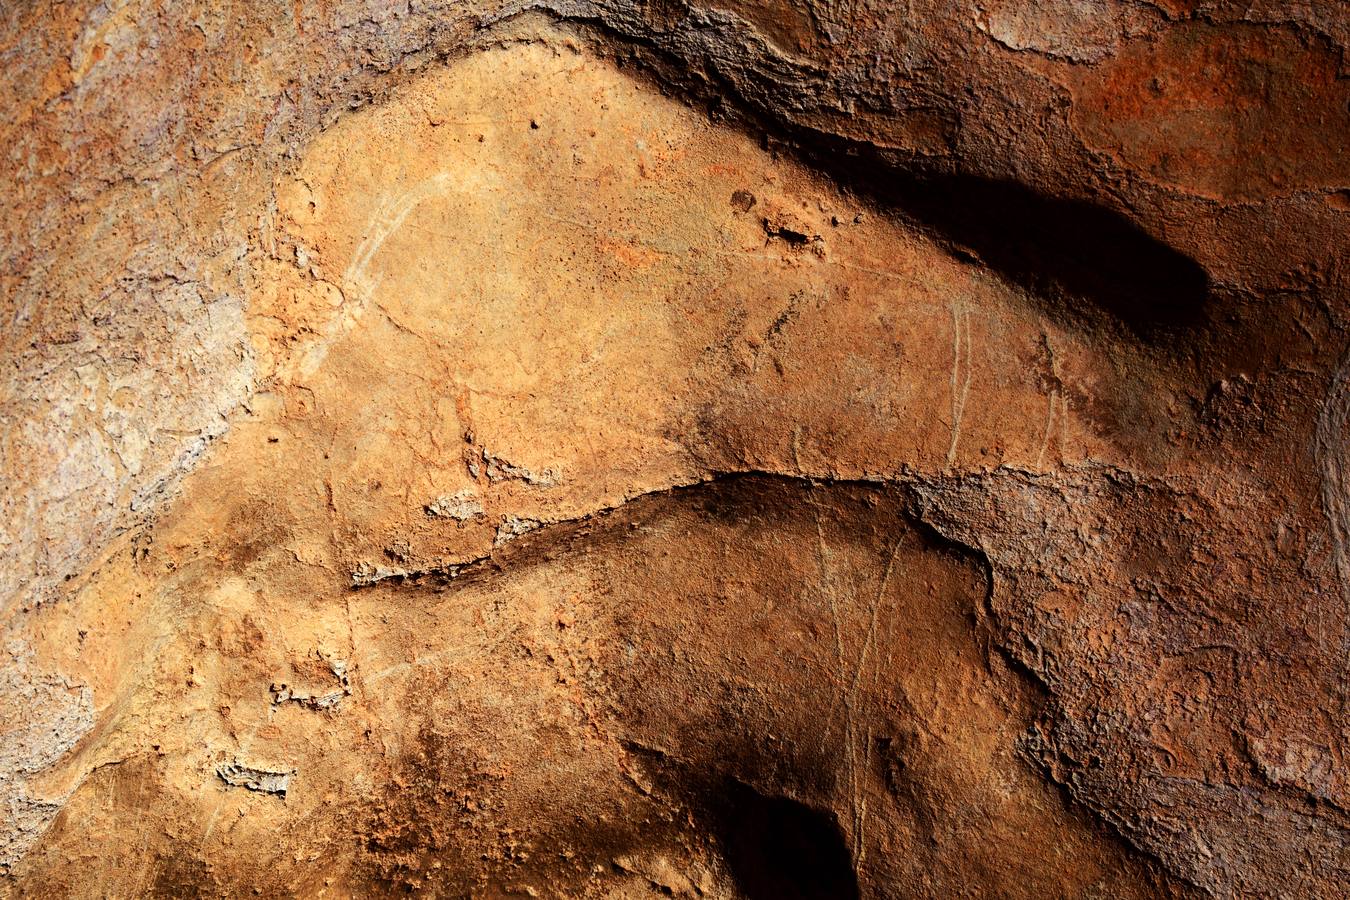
[2,3,1348,897]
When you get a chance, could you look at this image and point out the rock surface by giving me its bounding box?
[1,2,1348,897]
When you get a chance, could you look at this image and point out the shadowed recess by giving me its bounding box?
[890,175,1211,340]
[710,778,861,900]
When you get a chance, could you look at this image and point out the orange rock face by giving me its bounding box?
[1,3,1347,898]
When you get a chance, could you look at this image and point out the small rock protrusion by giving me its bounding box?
[216,762,295,797]
[425,488,485,522]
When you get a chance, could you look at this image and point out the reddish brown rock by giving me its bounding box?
[1,3,1347,898]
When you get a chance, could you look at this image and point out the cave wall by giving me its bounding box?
[2,2,1348,897]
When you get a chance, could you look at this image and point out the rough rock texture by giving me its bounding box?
[1,1,1348,897]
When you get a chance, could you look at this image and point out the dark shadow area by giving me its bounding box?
[584,20,1213,348]
[884,174,1211,340]
[710,778,860,900]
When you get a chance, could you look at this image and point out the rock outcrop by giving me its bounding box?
[2,2,1348,897]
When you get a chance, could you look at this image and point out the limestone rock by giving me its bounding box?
[2,3,1348,897]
